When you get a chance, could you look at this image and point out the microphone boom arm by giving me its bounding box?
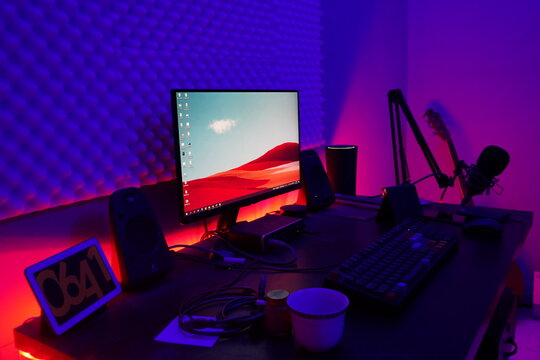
[388,89,450,188]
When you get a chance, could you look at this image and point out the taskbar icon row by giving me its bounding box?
[185,203,222,216]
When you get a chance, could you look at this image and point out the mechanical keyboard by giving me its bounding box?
[325,218,458,306]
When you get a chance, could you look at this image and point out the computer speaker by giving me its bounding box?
[300,149,335,210]
[325,145,358,195]
[109,187,174,289]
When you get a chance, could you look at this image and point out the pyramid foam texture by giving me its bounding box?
[0,0,324,220]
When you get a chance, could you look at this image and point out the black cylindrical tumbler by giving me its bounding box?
[325,145,358,195]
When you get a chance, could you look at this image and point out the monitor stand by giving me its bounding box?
[216,207,240,231]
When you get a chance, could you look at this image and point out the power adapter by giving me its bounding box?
[227,215,303,253]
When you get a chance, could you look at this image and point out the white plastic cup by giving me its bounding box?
[287,288,349,352]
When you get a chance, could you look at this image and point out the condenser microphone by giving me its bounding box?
[461,145,510,205]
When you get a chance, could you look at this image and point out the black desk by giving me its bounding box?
[14,202,533,360]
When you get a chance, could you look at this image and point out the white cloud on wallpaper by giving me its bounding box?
[209,119,238,134]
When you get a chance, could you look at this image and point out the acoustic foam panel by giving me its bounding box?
[0,0,324,220]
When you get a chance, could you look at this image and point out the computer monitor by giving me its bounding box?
[171,90,301,226]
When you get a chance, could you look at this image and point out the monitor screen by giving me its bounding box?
[171,90,301,224]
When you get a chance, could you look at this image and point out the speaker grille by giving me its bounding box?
[125,215,160,254]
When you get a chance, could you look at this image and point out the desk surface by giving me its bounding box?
[14,202,533,360]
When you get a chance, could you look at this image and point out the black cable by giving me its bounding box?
[334,172,448,203]
[201,229,224,241]
[196,228,299,267]
[248,262,341,273]
[178,278,266,336]
[168,244,222,256]
[411,172,447,185]
[172,251,245,268]
[172,246,339,273]
[502,337,518,357]
[407,172,453,202]
[170,223,336,290]
[439,182,450,202]
[218,238,298,266]
[172,248,338,291]
[219,259,262,288]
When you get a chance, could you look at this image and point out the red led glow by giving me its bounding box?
[19,350,44,360]
[5,191,299,359]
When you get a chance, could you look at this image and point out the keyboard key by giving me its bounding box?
[325,219,458,306]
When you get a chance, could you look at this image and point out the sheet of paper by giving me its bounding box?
[154,316,220,348]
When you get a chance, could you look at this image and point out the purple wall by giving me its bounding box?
[320,0,540,296]
[407,0,540,293]
[321,0,408,195]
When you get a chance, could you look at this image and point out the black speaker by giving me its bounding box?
[325,145,358,195]
[300,149,335,210]
[109,187,174,289]
[377,184,423,225]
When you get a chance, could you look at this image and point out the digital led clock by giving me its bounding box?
[25,238,122,335]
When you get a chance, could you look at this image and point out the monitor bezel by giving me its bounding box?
[170,89,302,224]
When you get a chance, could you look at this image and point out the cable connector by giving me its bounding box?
[209,248,247,265]
[222,257,247,264]
[255,299,267,307]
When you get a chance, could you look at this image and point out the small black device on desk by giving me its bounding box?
[325,218,458,306]
[462,217,503,238]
